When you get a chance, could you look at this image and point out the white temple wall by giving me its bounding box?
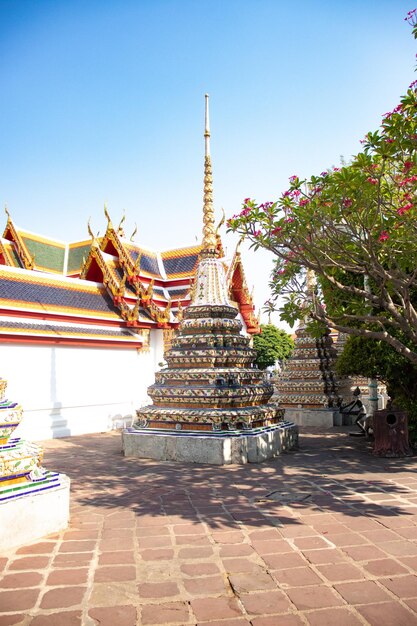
[3,330,165,441]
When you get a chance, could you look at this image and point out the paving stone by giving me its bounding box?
[140,601,190,624]
[191,596,244,621]
[302,549,346,564]
[363,558,409,576]
[180,562,220,577]
[228,570,277,593]
[40,586,86,609]
[98,551,135,565]
[316,563,365,582]
[222,558,265,573]
[53,553,93,568]
[140,549,175,561]
[30,611,83,625]
[197,617,252,626]
[0,615,29,626]
[16,542,55,555]
[211,530,245,544]
[46,568,89,586]
[380,574,417,598]
[94,566,136,583]
[251,616,304,626]
[251,540,293,555]
[334,580,392,604]
[239,589,292,614]
[0,588,39,611]
[286,586,343,610]
[325,532,369,547]
[183,575,227,596]
[175,534,211,546]
[272,566,322,587]
[8,556,51,570]
[381,540,417,556]
[219,544,255,557]
[138,581,180,598]
[178,547,213,559]
[357,601,416,626]
[89,582,137,607]
[138,536,172,549]
[262,552,306,570]
[304,607,363,625]
[136,526,170,537]
[89,605,138,626]
[292,536,331,550]
[58,540,97,553]
[0,571,43,588]
[340,544,387,561]
[279,525,318,538]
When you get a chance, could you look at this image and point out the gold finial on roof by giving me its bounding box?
[104,203,113,229]
[118,211,126,237]
[202,93,217,257]
[130,223,137,241]
[87,218,99,246]
[4,204,10,219]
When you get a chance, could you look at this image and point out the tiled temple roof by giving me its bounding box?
[0,319,140,343]
[0,267,120,320]
[18,230,66,274]
[161,245,201,279]
[1,213,260,333]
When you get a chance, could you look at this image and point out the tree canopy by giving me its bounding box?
[228,14,417,366]
[252,324,293,370]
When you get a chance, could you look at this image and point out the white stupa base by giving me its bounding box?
[0,474,70,552]
[284,408,341,428]
[122,422,298,465]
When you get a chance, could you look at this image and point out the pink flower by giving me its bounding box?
[378,230,389,242]
[343,198,353,208]
[320,171,328,177]
[385,138,394,144]
[292,190,301,197]
[253,230,261,238]
[397,203,413,215]
[243,197,251,204]
[403,161,413,171]
[289,175,298,182]
[367,177,378,185]
[333,167,340,171]
[271,226,283,235]
[284,216,295,223]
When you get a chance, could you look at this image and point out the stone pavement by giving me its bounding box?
[1,426,417,626]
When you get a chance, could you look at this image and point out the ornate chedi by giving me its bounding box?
[274,270,341,425]
[275,322,340,408]
[0,376,69,551]
[123,95,298,463]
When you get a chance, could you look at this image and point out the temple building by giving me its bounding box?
[0,206,259,442]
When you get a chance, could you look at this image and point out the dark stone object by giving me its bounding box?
[372,408,413,457]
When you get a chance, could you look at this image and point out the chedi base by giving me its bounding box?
[122,421,298,465]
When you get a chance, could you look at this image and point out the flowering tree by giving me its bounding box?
[228,12,417,366]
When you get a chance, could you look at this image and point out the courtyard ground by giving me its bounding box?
[1,426,417,626]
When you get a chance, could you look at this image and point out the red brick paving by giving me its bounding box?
[1,426,417,625]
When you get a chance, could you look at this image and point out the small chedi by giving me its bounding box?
[274,270,341,427]
[123,96,298,464]
[275,321,340,409]
[0,376,69,551]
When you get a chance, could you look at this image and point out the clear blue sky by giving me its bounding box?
[0,0,415,326]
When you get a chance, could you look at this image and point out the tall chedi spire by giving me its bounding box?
[202,94,217,257]
[123,95,298,464]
